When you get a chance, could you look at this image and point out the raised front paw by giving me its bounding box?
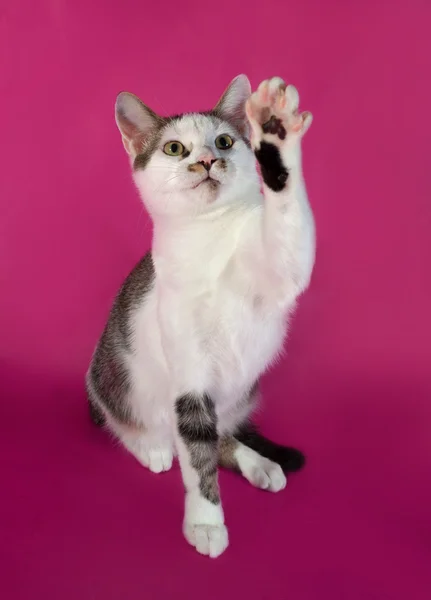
[246,77,312,191]
[246,77,312,149]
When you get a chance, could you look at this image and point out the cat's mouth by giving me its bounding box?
[192,175,220,190]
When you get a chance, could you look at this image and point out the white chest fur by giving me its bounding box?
[153,219,287,398]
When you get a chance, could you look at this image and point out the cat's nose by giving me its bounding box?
[197,152,216,171]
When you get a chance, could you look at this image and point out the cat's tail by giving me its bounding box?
[234,423,306,473]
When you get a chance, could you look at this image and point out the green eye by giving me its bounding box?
[163,141,185,156]
[215,134,234,150]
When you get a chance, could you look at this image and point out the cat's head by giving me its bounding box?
[115,75,258,218]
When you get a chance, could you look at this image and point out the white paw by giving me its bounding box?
[146,447,173,473]
[249,458,287,492]
[183,522,229,558]
[236,445,287,492]
[246,77,312,148]
[131,444,173,473]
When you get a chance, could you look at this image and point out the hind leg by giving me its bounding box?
[219,436,287,492]
[103,411,174,473]
[107,416,174,473]
[87,363,174,473]
[88,390,174,473]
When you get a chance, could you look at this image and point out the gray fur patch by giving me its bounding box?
[133,127,165,170]
[218,435,240,471]
[110,252,155,345]
[87,252,155,425]
[88,345,132,424]
[176,393,220,504]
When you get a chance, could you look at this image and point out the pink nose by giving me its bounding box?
[197,151,216,171]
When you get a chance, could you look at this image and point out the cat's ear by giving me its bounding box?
[213,74,251,137]
[115,92,162,157]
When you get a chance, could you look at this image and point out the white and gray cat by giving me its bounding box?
[87,75,315,558]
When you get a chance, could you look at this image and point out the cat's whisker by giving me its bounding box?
[152,173,187,196]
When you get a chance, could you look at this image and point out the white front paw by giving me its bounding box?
[183,522,229,558]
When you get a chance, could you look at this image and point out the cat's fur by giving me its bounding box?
[86,75,315,558]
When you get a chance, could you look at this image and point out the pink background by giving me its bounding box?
[1,1,430,598]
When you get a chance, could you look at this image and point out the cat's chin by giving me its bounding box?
[189,178,222,204]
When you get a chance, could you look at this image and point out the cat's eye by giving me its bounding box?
[163,141,185,156]
[215,134,234,150]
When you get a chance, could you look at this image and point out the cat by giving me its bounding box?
[86,75,315,558]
